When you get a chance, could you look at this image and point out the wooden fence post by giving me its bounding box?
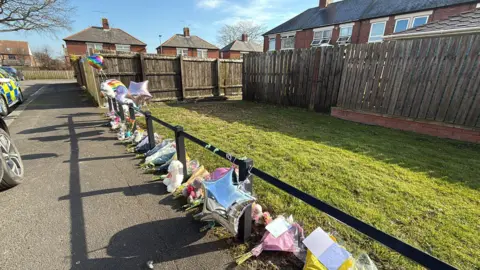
[215,59,221,96]
[179,55,186,100]
[174,126,188,180]
[139,53,147,82]
[145,111,155,150]
[238,158,254,242]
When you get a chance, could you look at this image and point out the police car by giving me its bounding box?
[0,67,24,116]
[0,69,24,190]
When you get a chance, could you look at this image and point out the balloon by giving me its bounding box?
[87,54,104,70]
[100,79,125,99]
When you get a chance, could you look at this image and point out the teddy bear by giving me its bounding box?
[182,178,203,203]
[251,202,273,225]
[163,160,184,193]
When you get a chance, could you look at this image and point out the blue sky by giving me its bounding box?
[2,0,317,56]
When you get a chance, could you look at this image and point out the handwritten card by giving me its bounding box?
[265,216,292,238]
[303,228,335,259]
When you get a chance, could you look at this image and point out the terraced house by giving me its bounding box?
[263,0,480,51]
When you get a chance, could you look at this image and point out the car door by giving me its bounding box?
[0,73,16,105]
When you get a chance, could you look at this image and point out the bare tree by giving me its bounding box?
[217,21,267,46]
[33,46,67,70]
[0,0,75,33]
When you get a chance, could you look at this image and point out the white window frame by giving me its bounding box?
[115,44,131,52]
[411,16,429,28]
[280,32,296,50]
[312,26,333,47]
[394,10,432,32]
[268,36,276,51]
[176,48,189,57]
[394,18,410,33]
[369,18,388,43]
[338,23,353,45]
[86,43,103,54]
[197,49,208,59]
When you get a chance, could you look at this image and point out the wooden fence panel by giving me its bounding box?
[243,34,480,127]
[23,70,74,80]
[243,47,344,112]
[73,52,242,102]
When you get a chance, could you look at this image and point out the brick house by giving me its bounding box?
[157,28,219,58]
[63,18,146,56]
[386,8,480,40]
[263,0,480,51]
[220,34,262,59]
[0,40,35,67]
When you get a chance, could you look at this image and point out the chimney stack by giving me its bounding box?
[183,27,190,37]
[241,33,249,42]
[319,0,332,8]
[102,18,110,30]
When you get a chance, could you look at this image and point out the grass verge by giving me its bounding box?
[146,101,479,270]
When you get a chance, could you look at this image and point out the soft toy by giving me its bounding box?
[182,178,203,203]
[251,203,273,225]
[252,203,263,221]
[163,160,184,193]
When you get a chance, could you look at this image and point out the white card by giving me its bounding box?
[303,228,335,258]
[265,216,292,238]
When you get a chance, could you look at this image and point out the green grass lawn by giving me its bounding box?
[146,101,480,270]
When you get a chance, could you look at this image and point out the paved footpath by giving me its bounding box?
[0,81,235,269]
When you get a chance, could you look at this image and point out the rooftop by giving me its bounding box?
[264,0,478,35]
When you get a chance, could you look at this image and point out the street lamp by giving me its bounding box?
[159,35,163,55]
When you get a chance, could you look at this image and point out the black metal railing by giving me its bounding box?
[107,98,456,270]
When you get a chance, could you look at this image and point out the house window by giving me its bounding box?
[281,33,295,50]
[86,43,103,54]
[412,16,428,28]
[394,19,410,33]
[338,25,353,44]
[394,11,432,32]
[8,55,15,60]
[240,52,249,59]
[176,48,189,57]
[269,38,276,51]
[369,22,386,43]
[311,28,332,46]
[197,49,208,59]
[115,44,131,52]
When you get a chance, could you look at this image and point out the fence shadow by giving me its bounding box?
[70,218,230,269]
[166,101,480,190]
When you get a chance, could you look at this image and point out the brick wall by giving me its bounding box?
[66,41,146,55]
[331,107,480,143]
[262,2,478,51]
[351,22,361,43]
[295,29,314,49]
[275,34,282,50]
[221,51,241,59]
[131,45,146,53]
[158,47,219,58]
[208,49,219,59]
[263,36,269,52]
[65,41,87,55]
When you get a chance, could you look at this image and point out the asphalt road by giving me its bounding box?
[0,81,235,269]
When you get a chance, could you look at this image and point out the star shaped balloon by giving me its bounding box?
[203,168,253,209]
[198,168,256,235]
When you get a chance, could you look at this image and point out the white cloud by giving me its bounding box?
[197,0,224,9]
[213,0,299,26]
